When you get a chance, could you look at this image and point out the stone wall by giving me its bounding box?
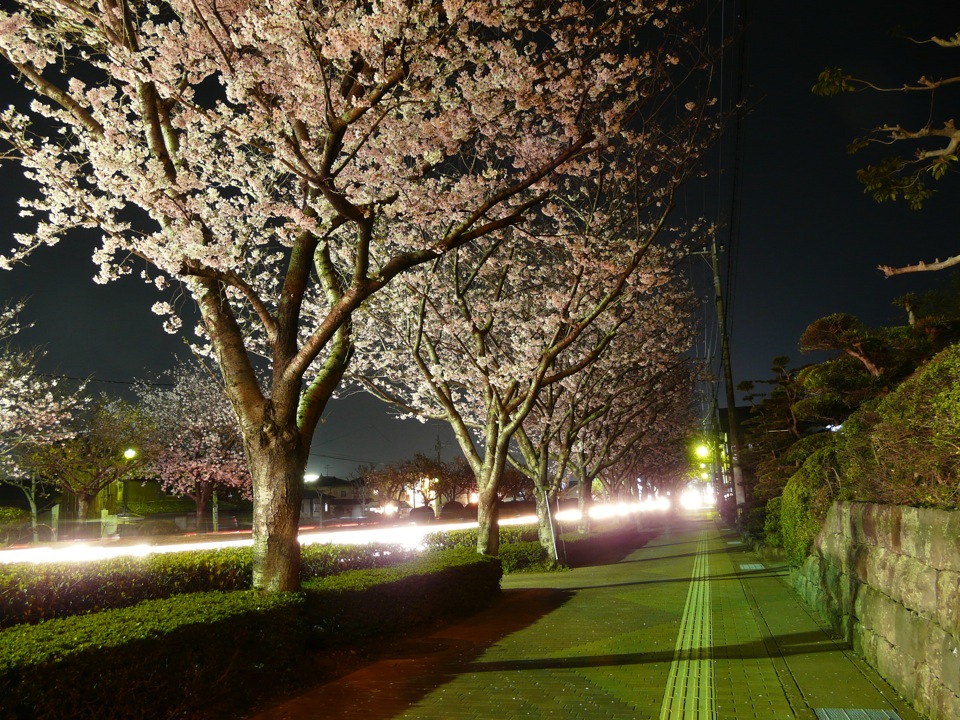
[791,502,960,720]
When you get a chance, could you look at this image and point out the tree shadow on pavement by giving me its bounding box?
[242,586,574,720]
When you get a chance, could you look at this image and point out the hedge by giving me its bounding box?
[0,542,418,628]
[0,589,305,720]
[0,548,502,720]
[780,449,833,566]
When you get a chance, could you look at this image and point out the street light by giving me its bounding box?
[118,448,137,518]
[304,473,322,525]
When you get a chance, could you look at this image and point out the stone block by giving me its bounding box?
[874,504,903,553]
[925,624,960,697]
[876,634,918,699]
[854,621,878,666]
[901,506,932,561]
[925,507,960,572]
[821,502,842,537]
[929,682,960,720]
[937,570,960,637]
[851,543,869,584]
[915,662,934,718]
[852,502,870,544]
[855,584,893,637]
[840,502,854,540]
[892,603,934,662]
[894,553,939,618]
[857,503,883,545]
[818,530,844,566]
[862,546,895,589]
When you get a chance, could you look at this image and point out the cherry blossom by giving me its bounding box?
[0,0,712,589]
[135,360,252,531]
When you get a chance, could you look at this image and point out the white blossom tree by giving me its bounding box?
[352,146,711,554]
[0,0,702,589]
[0,299,85,539]
[514,283,698,549]
[0,300,81,460]
[135,360,251,531]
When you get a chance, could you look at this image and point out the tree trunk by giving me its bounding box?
[76,495,92,522]
[534,485,560,565]
[247,445,305,591]
[476,485,500,556]
[576,471,592,534]
[195,488,208,534]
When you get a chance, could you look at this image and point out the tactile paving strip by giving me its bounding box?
[659,530,715,719]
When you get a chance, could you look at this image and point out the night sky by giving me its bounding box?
[1,0,958,478]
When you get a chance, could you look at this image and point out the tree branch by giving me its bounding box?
[879,253,960,277]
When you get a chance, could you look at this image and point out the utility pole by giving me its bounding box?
[710,234,746,513]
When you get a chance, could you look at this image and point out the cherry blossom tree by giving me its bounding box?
[0,0,705,590]
[352,146,712,555]
[514,285,698,550]
[566,360,698,513]
[0,300,82,460]
[135,360,251,532]
[0,299,85,538]
[19,396,154,526]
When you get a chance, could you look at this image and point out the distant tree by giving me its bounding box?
[433,456,479,507]
[136,360,251,532]
[799,313,886,377]
[813,29,960,276]
[1,0,711,590]
[356,463,411,512]
[20,397,154,524]
[0,299,85,538]
[737,358,808,503]
[0,300,83,462]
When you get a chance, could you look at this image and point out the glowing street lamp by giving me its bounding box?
[118,447,137,517]
[304,473,322,525]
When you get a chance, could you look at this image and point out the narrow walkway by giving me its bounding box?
[248,513,921,720]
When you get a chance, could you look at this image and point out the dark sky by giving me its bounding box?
[1,0,958,477]
[724,0,959,390]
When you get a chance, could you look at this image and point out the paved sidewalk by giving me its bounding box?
[248,513,921,720]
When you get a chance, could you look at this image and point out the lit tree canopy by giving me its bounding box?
[0,0,711,589]
[0,299,83,463]
[135,360,251,529]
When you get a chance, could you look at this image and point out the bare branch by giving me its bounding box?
[879,254,960,277]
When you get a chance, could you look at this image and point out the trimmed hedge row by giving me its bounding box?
[0,589,303,720]
[0,548,502,720]
[421,524,539,551]
[422,522,652,572]
[421,523,553,572]
[0,542,418,628]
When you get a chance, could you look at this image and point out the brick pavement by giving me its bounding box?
[247,513,922,720]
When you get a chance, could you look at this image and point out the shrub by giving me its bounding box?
[861,342,960,508]
[499,541,550,572]
[0,507,30,546]
[0,589,306,720]
[0,549,502,719]
[0,542,416,628]
[421,523,539,551]
[780,448,834,566]
[303,547,501,644]
[762,496,783,547]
